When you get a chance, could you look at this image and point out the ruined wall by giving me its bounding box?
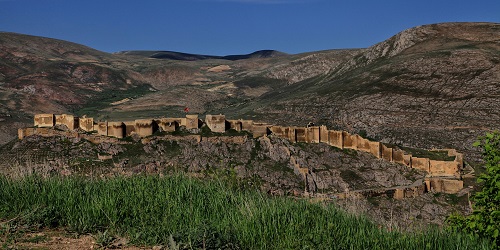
[79,117,94,132]
[412,157,430,172]
[251,123,270,138]
[107,122,125,138]
[356,137,371,154]
[392,148,405,165]
[205,114,226,133]
[97,122,108,136]
[342,132,356,150]
[429,160,460,178]
[123,121,136,136]
[55,114,78,130]
[185,114,199,129]
[157,118,179,132]
[328,130,343,148]
[319,126,329,144]
[228,120,243,132]
[26,113,465,196]
[381,144,393,162]
[34,114,54,128]
[135,119,154,137]
[270,126,288,139]
[295,127,308,142]
[425,178,463,194]
[306,126,321,143]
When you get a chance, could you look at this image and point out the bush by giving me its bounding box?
[447,131,500,247]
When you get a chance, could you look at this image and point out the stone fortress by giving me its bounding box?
[19,113,465,199]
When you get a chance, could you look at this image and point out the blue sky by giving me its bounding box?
[1,0,499,55]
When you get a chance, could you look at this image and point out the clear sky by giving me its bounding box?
[1,0,499,55]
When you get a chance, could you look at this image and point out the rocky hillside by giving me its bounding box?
[1,131,466,230]
[0,22,499,162]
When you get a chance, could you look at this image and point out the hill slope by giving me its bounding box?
[0,22,499,162]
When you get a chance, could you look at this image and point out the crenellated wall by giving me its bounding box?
[24,113,465,195]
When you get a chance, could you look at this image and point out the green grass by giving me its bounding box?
[0,174,493,249]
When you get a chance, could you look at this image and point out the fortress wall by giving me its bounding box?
[411,157,430,172]
[179,118,187,127]
[320,126,329,144]
[135,119,154,137]
[342,132,356,150]
[394,185,426,200]
[270,126,288,139]
[403,154,412,168]
[429,160,460,177]
[251,123,270,138]
[426,178,463,194]
[34,114,55,127]
[97,122,108,136]
[55,114,78,130]
[157,118,179,132]
[288,127,297,143]
[356,137,371,154]
[228,120,243,132]
[123,121,136,136]
[185,115,199,129]
[328,130,343,148]
[295,127,308,142]
[205,114,226,133]
[369,141,381,158]
[381,144,393,162]
[79,117,94,132]
[392,149,405,165]
[107,122,125,139]
[240,120,254,131]
[18,128,25,140]
[307,126,321,143]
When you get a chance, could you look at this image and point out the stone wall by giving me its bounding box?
[205,114,226,133]
[55,114,78,130]
[425,178,463,194]
[135,119,155,137]
[24,113,465,195]
[79,116,94,132]
[108,122,125,138]
[34,114,55,128]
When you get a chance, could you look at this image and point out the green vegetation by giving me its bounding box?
[0,174,492,249]
[72,84,153,118]
[447,131,500,247]
[392,145,456,161]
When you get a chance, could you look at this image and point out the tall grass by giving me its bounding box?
[0,174,493,249]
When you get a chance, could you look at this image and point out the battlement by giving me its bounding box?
[21,113,465,195]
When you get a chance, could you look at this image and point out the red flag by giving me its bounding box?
[184,107,190,113]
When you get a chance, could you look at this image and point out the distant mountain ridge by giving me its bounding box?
[115,49,288,61]
[0,22,498,162]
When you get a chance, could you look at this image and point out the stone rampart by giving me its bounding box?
[327,130,343,148]
[108,122,125,138]
[79,116,94,132]
[156,118,179,132]
[411,157,430,172]
[135,119,155,137]
[425,178,463,194]
[342,132,356,150]
[55,114,78,130]
[24,113,465,196]
[34,114,55,128]
[205,114,226,133]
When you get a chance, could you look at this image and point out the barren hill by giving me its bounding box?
[0,22,499,163]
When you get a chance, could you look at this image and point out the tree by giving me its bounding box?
[447,131,500,246]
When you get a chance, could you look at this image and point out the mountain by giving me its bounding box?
[0,22,499,163]
[115,49,288,61]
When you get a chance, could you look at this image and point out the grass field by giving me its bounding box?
[0,174,493,249]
